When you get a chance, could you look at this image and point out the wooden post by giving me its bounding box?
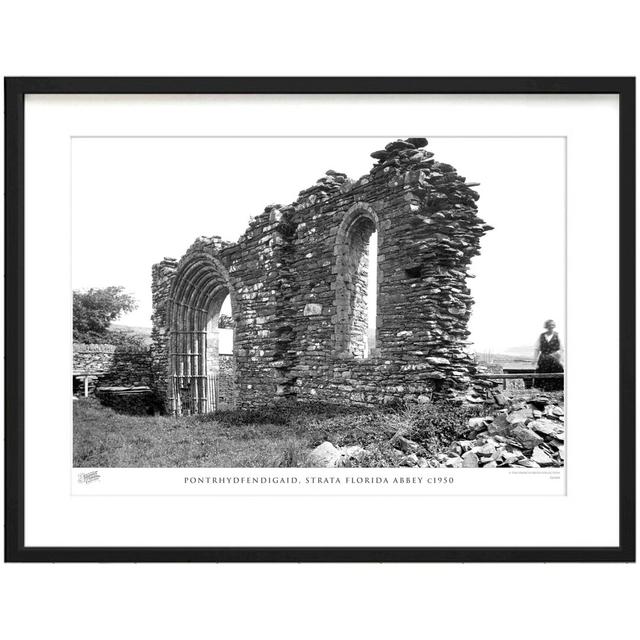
[83,376,89,398]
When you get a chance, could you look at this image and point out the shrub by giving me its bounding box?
[389,401,490,454]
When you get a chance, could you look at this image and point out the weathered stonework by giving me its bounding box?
[216,354,235,409]
[151,138,491,414]
[150,258,178,403]
[73,343,152,391]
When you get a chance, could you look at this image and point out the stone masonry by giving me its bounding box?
[151,138,491,414]
[73,343,152,394]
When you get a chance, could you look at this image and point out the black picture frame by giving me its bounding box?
[4,77,636,563]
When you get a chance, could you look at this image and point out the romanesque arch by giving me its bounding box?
[334,202,381,358]
[167,250,237,415]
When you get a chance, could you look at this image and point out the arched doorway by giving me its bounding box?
[167,253,236,415]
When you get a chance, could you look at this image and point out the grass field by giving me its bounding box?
[73,395,491,468]
[73,397,403,468]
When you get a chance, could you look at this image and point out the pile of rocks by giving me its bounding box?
[435,394,565,468]
[305,394,564,468]
[401,394,564,469]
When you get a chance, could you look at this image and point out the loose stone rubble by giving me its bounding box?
[151,137,491,414]
[409,393,564,469]
[306,393,565,469]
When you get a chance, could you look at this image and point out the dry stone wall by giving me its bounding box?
[73,343,152,389]
[151,138,490,413]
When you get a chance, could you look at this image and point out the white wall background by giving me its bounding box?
[1,2,638,640]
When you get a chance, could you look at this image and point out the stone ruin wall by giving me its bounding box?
[150,138,491,413]
[216,355,235,409]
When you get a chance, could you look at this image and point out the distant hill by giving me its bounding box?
[474,351,531,366]
[110,324,152,346]
[501,344,533,358]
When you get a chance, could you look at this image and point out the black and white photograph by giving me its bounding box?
[71,135,566,472]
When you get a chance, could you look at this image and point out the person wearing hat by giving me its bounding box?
[533,319,564,391]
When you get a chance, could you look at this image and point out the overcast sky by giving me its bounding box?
[72,136,565,354]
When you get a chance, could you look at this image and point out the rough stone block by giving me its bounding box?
[303,303,323,316]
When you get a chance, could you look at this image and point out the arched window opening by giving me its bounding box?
[366,231,378,358]
[335,204,380,359]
